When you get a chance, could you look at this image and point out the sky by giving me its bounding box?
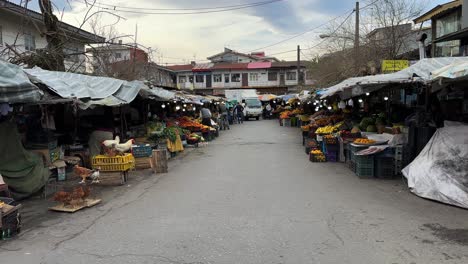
[13,0,449,65]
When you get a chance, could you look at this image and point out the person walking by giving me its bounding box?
[200,106,212,127]
[218,103,229,130]
[235,102,244,124]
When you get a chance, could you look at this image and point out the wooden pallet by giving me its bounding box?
[97,171,128,186]
[134,157,152,170]
[49,198,101,213]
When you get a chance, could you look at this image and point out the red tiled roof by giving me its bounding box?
[211,63,249,70]
[248,62,271,69]
[166,64,193,71]
[192,63,214,72]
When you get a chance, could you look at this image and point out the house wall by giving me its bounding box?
[175,68,303,91]
[0,11,88,72]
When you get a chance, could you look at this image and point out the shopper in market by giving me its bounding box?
[200,105,212,127]
[235,102,244,124]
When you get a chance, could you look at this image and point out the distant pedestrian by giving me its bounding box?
[200,106,212,127]
[235,102,244,124]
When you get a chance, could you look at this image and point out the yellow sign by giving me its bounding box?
[382,60,409,73]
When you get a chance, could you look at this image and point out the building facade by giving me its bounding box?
[414,0,468,57]
[167,49,314,95]
[0,0,104,72]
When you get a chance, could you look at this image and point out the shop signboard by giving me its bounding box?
[382,60,409,73]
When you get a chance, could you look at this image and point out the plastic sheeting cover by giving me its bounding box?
[402,124,468,209]
[0,60,43,103]
[140,86,176,101]
[24,67,124,99]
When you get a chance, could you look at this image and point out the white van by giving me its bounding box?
[243,97,262,120]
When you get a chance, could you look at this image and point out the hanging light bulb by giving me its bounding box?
[273,100,276,103]
[313,102,317,105]
[182,109,186,112]
[193,107,196,111]
[327,106,332,110]
[161,104,166,109]
[358,99,363,103]
[315,107,319,111]
[176,106,181,110]
[366,92,370,96]
[183,104,187,107]
[384,96,389,101]
[307,101,311,105]
[297,102,301,105]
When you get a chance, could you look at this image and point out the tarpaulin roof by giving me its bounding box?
[24,67,146,109]
[431,60,468,80]
[140,86,176,101]
[0,60,43,104]
[320,57,468,99]
[24,67,124,99]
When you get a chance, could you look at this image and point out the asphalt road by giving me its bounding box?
[2,120,468,264]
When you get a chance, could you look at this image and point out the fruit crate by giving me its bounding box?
[375,156,395,179]
[131,144,153,158]
[324,136,338,145]
[309,153,326,162]
[92,154,135,172]
[305,138,319,148]
[325,143,339,153]
[326,151,338,162]
[348,160,356,172]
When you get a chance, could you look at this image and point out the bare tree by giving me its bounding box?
[308,0,429,87]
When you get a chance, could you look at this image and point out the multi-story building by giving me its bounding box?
[414,0,468,57]
[167,49,314,95]
[0,0,104,72]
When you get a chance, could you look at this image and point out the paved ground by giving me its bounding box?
[2,120,468,264]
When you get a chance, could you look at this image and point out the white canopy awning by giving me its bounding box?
[320,57,468,99]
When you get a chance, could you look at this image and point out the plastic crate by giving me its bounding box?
[309,153,326,162]
[348,160,356,172]
[1,209,21,238]
[290,117,298,127]
[325,143,339,153]
[323,136,338,145]
[375,156,395,179]
[355,154,374,178]
[92,154,135,172]
[326,151,338,162]
[350,144,367,162]
[283,118,291,127]
[305,138,319,149]
[132,145,153,158]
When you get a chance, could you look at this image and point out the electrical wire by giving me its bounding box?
[76,0,284,15]
[76,0,285,11]
[247,0,380,53]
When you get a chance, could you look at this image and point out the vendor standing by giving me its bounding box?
[200,106,212,127]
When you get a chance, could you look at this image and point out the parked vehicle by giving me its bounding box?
[225,89,262,121]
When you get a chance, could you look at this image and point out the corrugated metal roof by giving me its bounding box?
[211,63,249,70]
[271,61,309,68]
[0,60,43,104]
[192,63,214,72]
[166,64,193,71]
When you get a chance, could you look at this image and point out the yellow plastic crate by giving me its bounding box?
[92,154,135,172]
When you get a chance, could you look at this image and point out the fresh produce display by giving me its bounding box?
[323,134,338,144]
[280,111,292,119]
[354,138,376,144]
[177,116,208,132]
[315,121,344,134]
[301,125,310,132]
[310,150,326,162]
[291,109,304,115]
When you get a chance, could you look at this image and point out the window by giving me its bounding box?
[213,74,222,82]
[435,40,461,57]
[195,75,204,83]
[286,72,297,81]
[249,73,259,82]
[189,76,194,83]
[224,74,230,83]
[268,72,277,81]
[24,32,36,51]
[64,47,80,63]
[115,52,122,59]
[179,76,187,83]
[231,73,241,82]
[436,12,461,38]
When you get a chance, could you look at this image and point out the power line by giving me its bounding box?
[247,0,379,52]
[77,0,285,11]
[76,0,284,15]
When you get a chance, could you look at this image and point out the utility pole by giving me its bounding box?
[297,45,302,86]
[354,1,360,72]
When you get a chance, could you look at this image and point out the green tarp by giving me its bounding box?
[0,122,49,199]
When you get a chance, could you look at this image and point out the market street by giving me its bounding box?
[1,120,468,264]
